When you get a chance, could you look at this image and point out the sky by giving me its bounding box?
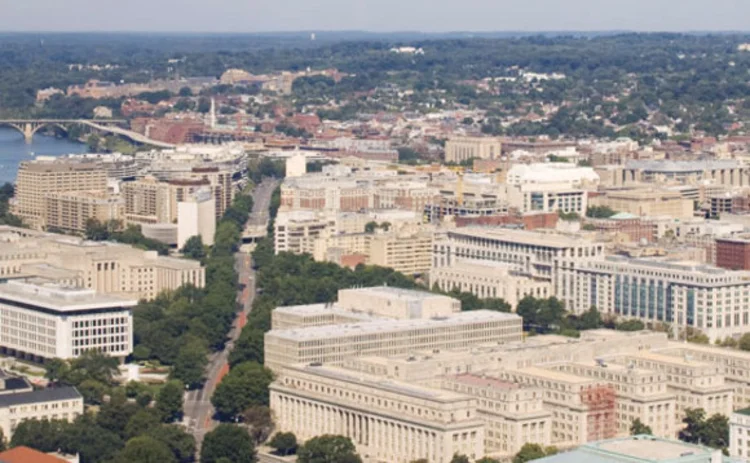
[1,0,749,33]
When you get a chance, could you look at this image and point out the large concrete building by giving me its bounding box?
[445,137,502,163]
[599,160,750,188]
[0,280,135,360]
[0,226,204,301]
[505,163,599,215]
[434,228,605,311]
[590,188,694,219]
[569,256,750,340]
[12,158,108,230]
[430,260,552,309]
[272,364,485,463]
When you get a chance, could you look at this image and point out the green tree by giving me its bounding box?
[200,424,257,463]
[61,414,124,463]
[630,418,653,435]
[125,409,162,439]
[513,443,548,463]
[476,458,501,463]
[229,328,265,366]
[242,405,275,444]
[297,435,362,463]
[211,362,274,421]
[738,333,750,351]
[450,454,470,463]
[268,432,298,456]
[151,424,197,463]
[364,221,378,233]
[77,379,109,405]
[617,319,645,332]
[10,419,68,451]
[171,339,209,388]
[679,408,729,451]
[182,236,206,260]
[586,206,617,218]
[157,380,185,423]
[113,436,177,463]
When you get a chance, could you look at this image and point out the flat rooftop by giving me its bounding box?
[340,286,456,301]
[593,435,718,460]
[448,228,592,249]
[447,374,521,391]
[0,281,137,313]
[294,364,469,403]
[509,366,596,385]
[267,310,520,342]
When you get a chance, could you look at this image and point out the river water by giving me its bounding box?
[0,127,88,185]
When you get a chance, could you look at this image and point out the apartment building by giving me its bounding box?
[274,210,338,255]
[44,190,123,235]
[12,159,108,230]
[430,260,552,309]
[0,372,83,439]
[271,364,485,463]
[0,226,204,301]
[122,177,174,225]
[0,280,135,360]
[441,374,551,457]
[434,228,605,312]
[570,256,750,340]
[445,137,502,163]
[264,310,523,372]
[600,160,750,188]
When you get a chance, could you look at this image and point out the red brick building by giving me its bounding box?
[716,238,750,270]
[454,211,558,230]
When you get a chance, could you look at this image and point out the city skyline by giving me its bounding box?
[2,0,750,33]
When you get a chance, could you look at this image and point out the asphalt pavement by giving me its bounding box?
[183,178,280,446]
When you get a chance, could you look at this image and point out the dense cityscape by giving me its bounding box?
[1,26,750,463]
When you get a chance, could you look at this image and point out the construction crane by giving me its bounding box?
[447,166,466,206]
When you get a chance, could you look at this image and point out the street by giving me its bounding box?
[183,178,280,446]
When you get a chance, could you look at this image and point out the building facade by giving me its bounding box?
[445,137,502,163]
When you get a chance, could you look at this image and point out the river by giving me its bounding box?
[0,127,88,185]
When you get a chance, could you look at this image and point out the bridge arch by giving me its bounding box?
[0,122,26,138]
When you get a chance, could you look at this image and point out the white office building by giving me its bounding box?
[0,280,135,360]
[177,188,216,248]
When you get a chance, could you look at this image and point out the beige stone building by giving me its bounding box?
[44,190,123,234]
[590,188,694,219]
[442,374,551,457]
[368,226,433,275]
[122,177,174,225]
[13,159,108,230]
[445,137,502,163]
[264,310,523,372]
[271,364,485,463]
[0,226,204,301]
[430,260,552,309]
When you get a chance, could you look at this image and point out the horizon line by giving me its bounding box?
[1,29,750,35]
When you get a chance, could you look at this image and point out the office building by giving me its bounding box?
[716,237,750,271]
[601,160,750,188]
[177,188,216,248]
[590,188,694,219]
[368,226,433,275]
[505,163,598,215]
[0,280,135,360]
[570,256,750,341]
[0,226,204,301]
[264,310,523,372]
[271,364,485,463]
[445,137,502,163]
[442,374,552,457]
[430,260,552,309]
[434,228,605,311]
[13,159,108,230]
[122,177,174,225]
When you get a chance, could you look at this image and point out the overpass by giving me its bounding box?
[0,119,176,149]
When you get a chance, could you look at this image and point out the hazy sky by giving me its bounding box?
[1,0,749,33]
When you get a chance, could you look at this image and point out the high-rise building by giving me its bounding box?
[44,190,123,235]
